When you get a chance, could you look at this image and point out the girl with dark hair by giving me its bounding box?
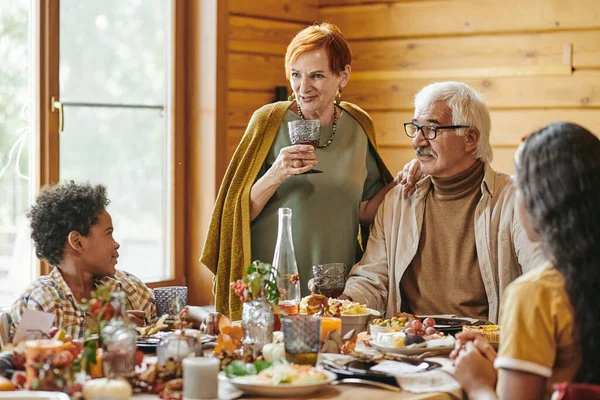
[452,122,600,399]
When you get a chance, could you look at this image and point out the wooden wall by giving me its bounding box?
[223,0,600,176]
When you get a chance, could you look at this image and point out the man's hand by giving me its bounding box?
[308,278,316,294]
[127,310,146,327]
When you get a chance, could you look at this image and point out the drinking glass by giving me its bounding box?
[312,263,346,298]
[288,119,322,174]
[281,315,321,366]
[154,286,188,317]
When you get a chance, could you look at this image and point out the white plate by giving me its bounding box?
[218,369,337,397]
[0,392,70,400]
[369,340,454,355]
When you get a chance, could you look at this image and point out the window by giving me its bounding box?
[0,0,37,308]
[58,0,173,282]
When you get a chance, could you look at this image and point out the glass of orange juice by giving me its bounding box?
[320,317,342,342]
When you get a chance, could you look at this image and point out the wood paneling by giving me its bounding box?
[320,0,421,6]
[321,0,600,39]
[229,0,319,23]
[229,16,304,55]
[228,52,288,90]
[350,30,600,72]
[228,91,275,128]
[343,70,600,110]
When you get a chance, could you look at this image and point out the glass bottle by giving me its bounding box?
[101,291,138,378]
[272,208,300,330]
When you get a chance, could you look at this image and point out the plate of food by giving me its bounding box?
[462,324,500,347]
[368,316,456,355]
[136,328,216,354]
[220,361,336,397]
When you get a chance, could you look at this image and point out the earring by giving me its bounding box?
[288,93,296,102]
[335,87,343,105]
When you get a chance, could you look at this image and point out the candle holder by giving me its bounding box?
[157,333,200,366]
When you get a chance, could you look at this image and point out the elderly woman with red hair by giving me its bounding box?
[202,23,398,318]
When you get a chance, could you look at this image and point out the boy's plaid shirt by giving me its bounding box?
[11,267,156,339]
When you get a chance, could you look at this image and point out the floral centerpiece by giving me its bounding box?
[230,260,281,306]
[212,261,282,365]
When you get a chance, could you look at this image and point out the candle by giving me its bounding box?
[82,378,132,400]
[320,317,342,342]
[183,357,220,399]
[25,339,64,386]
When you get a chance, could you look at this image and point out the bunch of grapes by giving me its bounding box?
[404,317,438,336]
[230,280,249,302]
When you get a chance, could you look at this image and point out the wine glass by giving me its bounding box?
[288,119,322,174]
[312,263,346,298]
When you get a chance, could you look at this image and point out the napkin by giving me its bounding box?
[394,369,461,396]
[12,308,55,344]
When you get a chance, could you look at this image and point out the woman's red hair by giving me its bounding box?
[285,23,352,80]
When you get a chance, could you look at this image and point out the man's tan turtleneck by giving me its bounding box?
[400,161,489,320]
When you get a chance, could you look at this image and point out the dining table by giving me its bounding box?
[131,353,462,400]
[133,386,457,399]
[131,310,465,400]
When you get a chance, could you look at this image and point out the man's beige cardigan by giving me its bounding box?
[344,164,546,323]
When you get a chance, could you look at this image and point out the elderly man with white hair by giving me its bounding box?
[341,82,545,323]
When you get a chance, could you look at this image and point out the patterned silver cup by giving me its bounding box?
[312,263,346,298]
[154,286,188,317]
[288,119,320,147]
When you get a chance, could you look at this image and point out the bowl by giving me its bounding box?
[369,324,392,340]
[339,308,380,335]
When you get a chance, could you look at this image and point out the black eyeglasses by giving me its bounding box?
[404,122,470,140]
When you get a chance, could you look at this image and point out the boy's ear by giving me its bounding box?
[67,231,83,254]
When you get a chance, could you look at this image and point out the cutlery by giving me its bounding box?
[332,378,401,392]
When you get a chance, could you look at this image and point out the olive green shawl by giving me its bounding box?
[200,101,392,319]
